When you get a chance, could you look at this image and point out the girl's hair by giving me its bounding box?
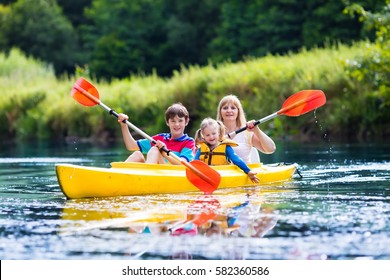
[216,94,246,128]
[195,117,226,144]
[165,103,190,122]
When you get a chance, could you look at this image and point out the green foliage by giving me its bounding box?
[0,40,389,143]
[83,0,167,79]
[0,48,55,80]
[0,4,10,49]
[1,0,388,80]
[57,0,92,27]
[0,90,46,139]
[0,48,55,140]
[340,2,390,140]
[2,0,80,74]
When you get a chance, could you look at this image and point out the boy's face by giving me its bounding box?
[166,115,188,138]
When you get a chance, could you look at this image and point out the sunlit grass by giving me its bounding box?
[0,42,383,142]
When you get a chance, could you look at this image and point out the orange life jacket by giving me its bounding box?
[198,139,238,165]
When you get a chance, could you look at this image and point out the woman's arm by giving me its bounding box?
[247,121,276,154]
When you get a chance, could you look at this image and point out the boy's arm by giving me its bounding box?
[174,139,196,162]
[118,114,139,151]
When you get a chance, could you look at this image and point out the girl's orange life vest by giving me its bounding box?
[198,139,238,165]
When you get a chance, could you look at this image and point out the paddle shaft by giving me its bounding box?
[227,113,277,138]
[73,84,167,149]
[73,83,215,185]
[227,91,324,139]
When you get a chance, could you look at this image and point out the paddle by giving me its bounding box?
[70,77,221,194]
[169,194,221,234]
[226,90,326,138]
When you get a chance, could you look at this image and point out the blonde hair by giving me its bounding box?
[216,94,247,128]
[195,117,226,144]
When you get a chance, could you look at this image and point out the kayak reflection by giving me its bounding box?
[59,192,278,239]
[168,193,277,238]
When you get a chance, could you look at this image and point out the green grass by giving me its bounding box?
[0,42,388,143]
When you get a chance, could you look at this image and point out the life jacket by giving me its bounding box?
[198,139,238,165]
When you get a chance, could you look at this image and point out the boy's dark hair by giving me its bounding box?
[165,103,190,122]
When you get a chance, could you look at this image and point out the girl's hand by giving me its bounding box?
[117,113,129,123]
[248,170,259,183]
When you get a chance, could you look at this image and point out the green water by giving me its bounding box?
[0,141,389,260]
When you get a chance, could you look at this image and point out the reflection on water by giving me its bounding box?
[57,190,282,259]
[59,192,278,238]
[0,141,389,259]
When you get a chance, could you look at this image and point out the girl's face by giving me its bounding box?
[202,125,220,147]
[220,102,238,122]
[166,115,188,138]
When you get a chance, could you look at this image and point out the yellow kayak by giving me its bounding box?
[56,162,297,199]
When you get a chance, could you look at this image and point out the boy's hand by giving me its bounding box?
[155,140,167,152]
[248,170,259,183]
[117,113,129,123]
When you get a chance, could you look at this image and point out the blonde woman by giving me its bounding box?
[217,95,275,163]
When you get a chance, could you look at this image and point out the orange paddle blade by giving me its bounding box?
[279,90,326,117]
[188,195,221,226]
[185,160,221,194]
[71,77,100,107]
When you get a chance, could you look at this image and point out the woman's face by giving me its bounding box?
[220,102,238,122]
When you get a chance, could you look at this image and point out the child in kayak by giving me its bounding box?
[117,103,195,164]
[195,117,259,183]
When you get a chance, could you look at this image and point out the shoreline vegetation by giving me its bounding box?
[1,42,389,145]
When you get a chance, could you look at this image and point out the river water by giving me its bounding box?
[0,140,389,260]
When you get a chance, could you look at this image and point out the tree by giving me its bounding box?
[4,0,80,74]
[81,0,168,79]
[162,0,222,71]
[82,0,222,79]
[209,0,386,64]
[0,4,11,50]
[57,0,92,28]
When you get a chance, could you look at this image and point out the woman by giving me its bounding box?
[216,94,276,163]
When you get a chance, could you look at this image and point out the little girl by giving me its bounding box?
[195,118,259,183]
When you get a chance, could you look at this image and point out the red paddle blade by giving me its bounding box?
[71,77,100,107]
[185,160,221,194]
[188,195,221,226]
[279,90,326,117]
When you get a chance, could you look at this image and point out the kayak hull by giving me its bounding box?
[56,162,297,199]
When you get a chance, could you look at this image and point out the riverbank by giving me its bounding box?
[1,42,389,143]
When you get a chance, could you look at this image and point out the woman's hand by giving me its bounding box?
[246,120,257,131]
[247,119,276,154]
[247,170,259,183]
